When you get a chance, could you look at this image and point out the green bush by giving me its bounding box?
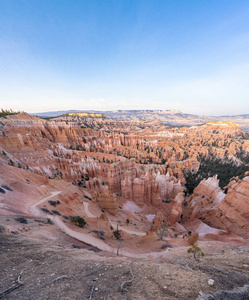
[187,244,204,259]
[70,216,87,228]
[113,226,121,240]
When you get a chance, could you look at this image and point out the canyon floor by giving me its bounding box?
[1,112,249,299]
[1,223,249,300]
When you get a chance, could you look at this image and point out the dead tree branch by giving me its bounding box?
[0,270,25,299]
[89,284,95,300]
[50,275,67,283]
[120,270,134,292]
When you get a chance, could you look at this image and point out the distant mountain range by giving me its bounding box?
[32,109,249,131]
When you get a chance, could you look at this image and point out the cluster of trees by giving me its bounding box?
[184,156,249,194]
[0,108,21,117]
[236,150,249,164]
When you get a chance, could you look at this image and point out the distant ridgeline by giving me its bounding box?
[39,112,109,120]
[32,110,249,131]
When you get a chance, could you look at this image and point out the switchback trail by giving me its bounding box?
[29,190,165,258]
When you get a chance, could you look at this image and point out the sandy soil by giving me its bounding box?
[1,229,249,300]
[1,165,249,299]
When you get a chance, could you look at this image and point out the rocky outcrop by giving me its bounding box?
[169,158,200,173]
[108,159,137,194]
[153,211,164,231]
[92,191,118,215]
[217,177,249,237]
[137,231,159,245]
[189,176,226,221]
[188,232,199,246]
[120,164,184,208]
[167,192,184,226]
[188,176,249,238]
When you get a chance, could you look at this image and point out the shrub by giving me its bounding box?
[72,244,82,249]
[1,184,13,192]
[113,225,121,240]
[48,200,57,207]
[70,216,87,228]
[161,243,172,249]
[47,218,53,224]
[15,217,28,224]
[157,221,168,240]
[0,188,6,194]
[187,244,205,260]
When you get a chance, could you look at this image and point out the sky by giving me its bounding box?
[0,0,249,116]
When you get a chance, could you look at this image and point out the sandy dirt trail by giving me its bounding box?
[29,191,165,258]
[29,191,61,217]
[82,201,146,236]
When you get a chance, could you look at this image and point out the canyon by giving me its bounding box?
[1,111,249,299]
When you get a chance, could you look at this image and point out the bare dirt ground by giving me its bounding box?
[1,224,249,300]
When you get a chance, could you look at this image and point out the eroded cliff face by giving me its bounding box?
[167,192,185,226]
[217,177,249,237]
[1,112,249,238]
[1,114,246,185]
[92,191,118,215]
[186,176,249,238]
[108,160,185,208]
[188,176,226,221]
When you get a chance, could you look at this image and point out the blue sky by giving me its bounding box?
[0,0,249,115]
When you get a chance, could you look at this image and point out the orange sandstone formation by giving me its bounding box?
[92,191,118,215]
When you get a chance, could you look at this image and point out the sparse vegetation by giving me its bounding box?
[0,188,6,194]
[161,243,172,249]
[15,217,28,224]
[0,108,21,117]
[48,200,57,207]
[47,218,53,224]
[157,221,168,240]
[70,216,87,228]
[184,156,249,194]
[113,225,121,240]
[1,185,13,191]
[52,210,61,216]
[41,208,50,213]
[187,244,205,260]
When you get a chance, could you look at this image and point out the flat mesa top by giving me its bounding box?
[66,112,104,118]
